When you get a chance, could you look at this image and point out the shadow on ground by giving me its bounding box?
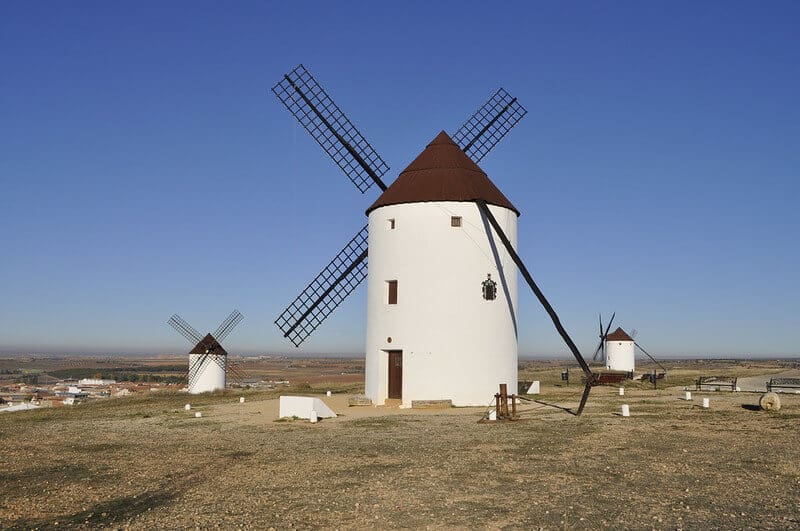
[9,485,180,529]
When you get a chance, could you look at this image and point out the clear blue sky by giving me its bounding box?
[1,1,798,358]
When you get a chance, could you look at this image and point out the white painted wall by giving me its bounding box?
[188,354,226,394]
[365,201,518,407]
[279,396,337,419]
[605,340,635,373]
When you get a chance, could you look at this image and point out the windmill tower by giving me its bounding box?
[273,65,600,413]
[364,132,519,405]
[604,327,635,373]
[167,310,243,394]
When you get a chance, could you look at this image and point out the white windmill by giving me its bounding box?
[273,65,600,413]
[167,310,243,394]
[593,315,667,378]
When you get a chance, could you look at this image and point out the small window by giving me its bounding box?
[387,218,395,230]
[451,216,462,227]
[387,280,398,304]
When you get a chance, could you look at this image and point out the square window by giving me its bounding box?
[387,218,395,230]
[451,216,462,227]
[387,280,398,304]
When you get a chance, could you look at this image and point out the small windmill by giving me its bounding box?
[167,310,243,394]
[592,315,667,378]
[272,64,600,413]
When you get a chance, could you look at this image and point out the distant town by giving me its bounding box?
[0,355,364,413]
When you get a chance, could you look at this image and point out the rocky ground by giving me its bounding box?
[1,362,799,529]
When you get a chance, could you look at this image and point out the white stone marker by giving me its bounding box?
[239,397,245,403]
[619,387,625,396]
[488,410,497,421]
[621,404,630,417]
[702,398,710,409]
[309,410,318,423]
[184,404,191,411]
[194,411,202,418]
[685,391,692,401]
[326,390,332,397]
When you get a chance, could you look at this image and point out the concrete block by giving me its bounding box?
[279,396,337,420]
[527,381,540,394]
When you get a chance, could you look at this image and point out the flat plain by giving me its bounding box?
[1,358,798,529]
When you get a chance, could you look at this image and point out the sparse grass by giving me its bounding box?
[1,361,798,529]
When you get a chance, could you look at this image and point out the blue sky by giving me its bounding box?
[1,1,798,358]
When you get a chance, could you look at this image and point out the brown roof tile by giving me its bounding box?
[606,327,634,342]
[190,333,229,356]
[366,131,519,215]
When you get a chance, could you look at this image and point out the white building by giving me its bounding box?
[364,131,519,407]
[78,378,116,386]
[605,327,635,373]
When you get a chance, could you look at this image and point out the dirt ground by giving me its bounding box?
[1,360,799,529]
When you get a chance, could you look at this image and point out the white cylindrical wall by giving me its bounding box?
[605,340,635,373]
[188,354,226,394]
[365,201,518,407]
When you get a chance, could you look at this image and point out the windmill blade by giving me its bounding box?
[603,312,616,339]
[272,64,390,193]
[592,340,604,362]
[167,314,202,344]
[226,358,248,386]
[188,353,213,388]
[475,199,596,415]
[452,88,528,163]
[215,310,244,343]
[275,225,369,347]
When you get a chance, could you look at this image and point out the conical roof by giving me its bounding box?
[366,131,519,215]
[189,333,228,356]
[606,327,634,342]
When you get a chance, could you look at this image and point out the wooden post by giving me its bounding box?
[494,393,501,419]
[499,384,509,418]
[511,394,517,417]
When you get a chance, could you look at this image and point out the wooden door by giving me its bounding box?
[388,350,402,399]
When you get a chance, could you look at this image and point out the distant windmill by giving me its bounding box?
[167,310,243,394]
[593,315,666,377]
[272,64,600,413]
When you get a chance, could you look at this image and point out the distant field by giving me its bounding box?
[1,359,798,528]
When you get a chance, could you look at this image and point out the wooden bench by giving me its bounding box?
[696,376,737,392]
[767,377,800,392]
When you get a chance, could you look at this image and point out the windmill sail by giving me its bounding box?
[167,314,202,344]
[272,64,390,193]
[215,309,243,342]
[452,88,528,163]
[275,225,369,347]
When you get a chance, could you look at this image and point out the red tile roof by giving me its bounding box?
[189,333,228,356]
[606,327,634,342]
[366,131,519,215]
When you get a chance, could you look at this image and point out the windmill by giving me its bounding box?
[272,64,600,413]
[592,316,667,378]
[167,310,243,394]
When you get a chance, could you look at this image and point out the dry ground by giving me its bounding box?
[1,361,799,529]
